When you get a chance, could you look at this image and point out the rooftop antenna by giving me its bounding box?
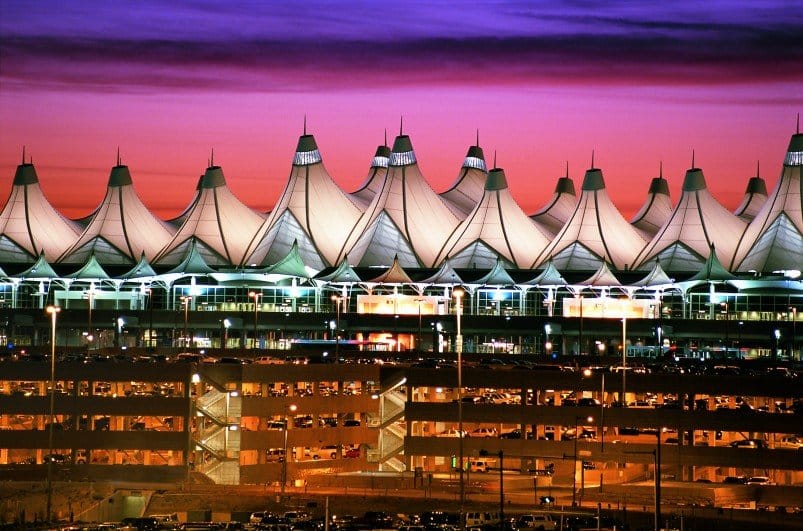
[591,149,595,169]
[756,160,760,177]
[476,129,480,147]
[210,148,215,168]
[565,160,569,178]
[659,160,663,179]
[384,128,387,146]
[493,150,497,169]
[303,115,307,136]
[797,112,799,134]
[116,146,121,166]
[399,116,404,136]
[691,149,695,169]
[21,145,25,165]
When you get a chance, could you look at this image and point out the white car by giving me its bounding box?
[471,427,498,438]
[746,476,775,485]
[776,436,803,449]
[437,428,468,438]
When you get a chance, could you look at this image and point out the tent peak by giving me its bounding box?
[744,176,767,195]
[682,168,707,191]
[581,168,606,191]
[648,176,670,196]
[13,161,39,185]
[200,165,226,188]
[485,168,508,190]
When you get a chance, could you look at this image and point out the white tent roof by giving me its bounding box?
[339,134,459,268]
[243,134,362,270]
[533,167,647,271]
[634,166,746,272]
[58,162,175,265]
[733,173,768,222]
[731,132,803,272]
[440,144,488,218]
[630,176,672,238]
[530,174,577,236]
[155,164,264,266]
[435,167,552,268]
[0,160,79,263]
[350,144,390,208]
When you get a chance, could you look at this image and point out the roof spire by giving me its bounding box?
[591,149,595,169]
[565,160,569,178]
[476,129,480,147]
[21,145,25,165]
[756,159,760,177]
[303,115,307,135]
[691,149,695,169]
[210,148,214,168]
[384,128,387,146]
[659,160,663,178]
[399,116,403,136]
[116,146,121,166]
[493,150,497,168]
[797,112,800,134]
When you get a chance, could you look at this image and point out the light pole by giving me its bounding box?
[582,369,605,450]
[84,288,94,351]
[45,305,60,523]
[572,415,593,507]
[414,298,425,351]
[655,431,662,531]
[721,302,729,354]
[621,316,627,406]
[281,403,297,498]
[452,286,465,528]
[148,287,155,348]
[249,291,261,349]
[331,295,341,358]
[790,307,797,359]
[181,296,192,348]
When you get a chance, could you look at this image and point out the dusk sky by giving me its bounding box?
[1,1,801,219]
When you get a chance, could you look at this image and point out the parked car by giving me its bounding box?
[747,476,775,485]
[471,427,498,438]
[437,428,468,438]
[776,436,803,449]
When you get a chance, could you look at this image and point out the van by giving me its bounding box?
[465,512,499,527]
[469,459,491,473]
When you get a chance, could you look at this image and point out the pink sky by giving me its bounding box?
[0,84,797,220]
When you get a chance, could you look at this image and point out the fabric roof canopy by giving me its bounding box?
[155,164,264,266]
[630,175,672,238]
[435,167,552,268]
[0,161,79,263]
[351,144,390,208]
[440,144,488,218]
[340,134,458,268]
[530,174,576,236]
[244,134,362,270]
[734,174,768,222]
[731,131,803,273]
[634,167,746,272]
[533,167,647,271]
[59,162,175,265]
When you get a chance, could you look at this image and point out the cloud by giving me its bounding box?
[1,16,801,95]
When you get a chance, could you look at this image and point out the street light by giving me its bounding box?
[181,296,192,348]
[45,305,60,522]
[452,285,465,527]
[249,291,261,349]
[774,329,781,359]
[582,369,605,451]
[281,403,298,498]
[414,298,425,351]
[572,415,593,507]
[621,316,627,407]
